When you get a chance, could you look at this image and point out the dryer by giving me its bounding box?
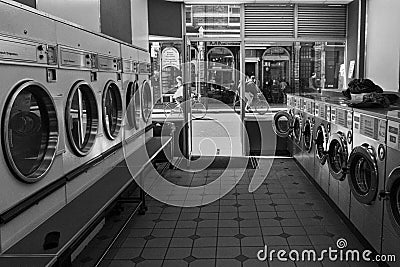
[55,22,123,202]
[327,101,353,218]
[137,50,153,137]
[0,34,66,251]
[272,94,296,156]
[120,44,144,158]
[292,95,304,165]
[302,97,315,177]
[313,99,331,193]
[381,109,400,265]
[348,109,387,253]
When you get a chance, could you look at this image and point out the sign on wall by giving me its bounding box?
[162,47,180,70]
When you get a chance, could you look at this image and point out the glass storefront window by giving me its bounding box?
[185,4,241,37]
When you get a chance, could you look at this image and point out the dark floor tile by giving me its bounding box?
[145,238,171,248]
[262,236,288,246]
[112,248,142,260]
[242,258,269,267]
[286,235,311,246]
[218,227,240,237]
[219,212,237,220]
[240,227,262,237]
[191,247,216,259]
[163,259,188,267]
[173,228,196,238]
[120,237,146,248]
[103,260,135,267]
[151,228,175,238]
[241,236,264,247]
[189,259,215,267]
[218,220,239,228]
[197,220,218,228]
[165,247,192,260]
[141,247,168,259]
[196,227,218,237]
[169,237,193,248]
[193,237,217,247]
[217,237,240,247]
[216,259,242,267]
[216,246,240,259]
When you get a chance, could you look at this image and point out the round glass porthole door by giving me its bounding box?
[126,81,140,130]
[103,81,122,139]
[141,81,152,123]
[386,170,400,235]
[272,111,292,137]
[315,124,328,164]
[348,144,379,204]
[293,115,302,143]
[2,81,59,183]
[66,81,98,156]
[303,119,313,152]
[327,132,348,180]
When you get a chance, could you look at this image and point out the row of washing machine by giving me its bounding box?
[0,3,153,252]
[273,94,400,265]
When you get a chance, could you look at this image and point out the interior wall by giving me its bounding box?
[365,0,400,91]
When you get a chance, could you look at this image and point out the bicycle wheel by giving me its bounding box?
[191,102,206,119]
[254,99,270,115]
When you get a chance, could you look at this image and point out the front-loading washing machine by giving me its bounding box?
[121,44,145,158]
[381,109,400,265]
[138,50,153,135]
[272,94,296,156]
[327,101,353,218]
[302,97,315,177]
[0,34,66,251]
[348,109,387,253]
[292,95,304,165]
[313,99,331,193]
[55,22,124,202]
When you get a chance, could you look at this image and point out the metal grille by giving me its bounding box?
[245,5,294,38]
[298,5,347,38]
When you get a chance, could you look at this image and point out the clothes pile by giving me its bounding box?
[342,79,398,108]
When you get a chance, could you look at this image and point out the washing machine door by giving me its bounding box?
[126,80,139,130]
[314,123,329,164]
[272,111,293,138]
[141,80,152,123]
[66,81,99,157]
[2,81,59,183]
[385,167,400,236]
[292,114,302,144]
[327,132,349,180]
[348,144,379,204]
[303,118,313,152]
[103,81,123,140]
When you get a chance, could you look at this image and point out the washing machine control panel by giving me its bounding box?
[331,107,352,129]
[387,120,400,150]
[122,59,138,74]
[305,99,315,115]
[287,95,295,108]
[59,47,95,69]
[353,112,386,142]
[97,54,120,72]
[315,102,330,120]
[0,35,57,66]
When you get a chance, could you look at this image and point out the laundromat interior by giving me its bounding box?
[0,0,400,266]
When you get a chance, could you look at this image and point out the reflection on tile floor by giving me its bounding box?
[77,159,379,267]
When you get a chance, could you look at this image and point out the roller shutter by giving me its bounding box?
[245,5,294,38]
[298,5,347,38]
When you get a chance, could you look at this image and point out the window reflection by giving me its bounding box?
[9,91,47,175]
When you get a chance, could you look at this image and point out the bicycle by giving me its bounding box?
[164,94,207,119]
[232,91,270,115]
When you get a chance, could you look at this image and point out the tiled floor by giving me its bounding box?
[77,158,379,267]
